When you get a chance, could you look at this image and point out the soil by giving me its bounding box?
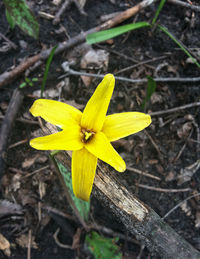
[0,0,200,258]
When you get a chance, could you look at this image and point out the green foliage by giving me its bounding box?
[152,0,166,25]
[158,25,200,68]
[57,161,90,221]
[40,45,57,98]
[5,9,15,29]
[141,76,156,109]
[19,77,38,88]
[86,22,150,44]
[86,231,122,259]
[3,0,39,39]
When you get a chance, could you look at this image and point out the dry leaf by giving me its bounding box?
[177,160,200,185]
[16,234,38,249]
[22,155,40,169]
[0,233,11,257]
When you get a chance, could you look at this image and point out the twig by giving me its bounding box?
[150,102,200,116]
[43,205,139,245]
[172,129,193,163]
[0,0,156,87]
[144,130,164,163]
[0,89,24,182]
[136,184,191,193]
[27,229,32,259]
[115,56,166,75]
[53,0,73,25]
[89,223,140,245]
[0,32,17,50]
[0,55,40,87]
[168,0,200,12]
[162,192,200,219]
[53,228,72,249]
[127,166,161,181]
[8,138,28,149]
[23,165,50,178]
[59,69,200,84]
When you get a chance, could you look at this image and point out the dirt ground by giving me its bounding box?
[0,0,200,258]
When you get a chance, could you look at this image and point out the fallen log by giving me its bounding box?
[44,123,200,259]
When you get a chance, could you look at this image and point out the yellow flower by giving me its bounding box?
[30,74,151,201]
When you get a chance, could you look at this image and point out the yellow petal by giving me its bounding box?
[30,99,82,129]
[102,112,151,142]
[72,148,97,201]
[30,125,83,150]
[85,132,126,172]
[81,74,115,132]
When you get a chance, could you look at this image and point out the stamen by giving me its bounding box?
[81,128,95,143]
[85,132,92,141]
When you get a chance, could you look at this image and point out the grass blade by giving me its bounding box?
[40,45,57,98]
[86,22,150,44]
[141,76,156,109]
[152,0,166,25]
[158,25,200,68]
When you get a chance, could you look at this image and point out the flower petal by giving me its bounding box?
[72,148,97,201]
[102,112,151,142]
[30,99,82,129]
[30,125,83,150]
[85,132,126,172]
[81,74,115,132]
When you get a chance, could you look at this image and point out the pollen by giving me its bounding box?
[81,128,95,143]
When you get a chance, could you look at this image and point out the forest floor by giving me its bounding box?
[0,0,200,258]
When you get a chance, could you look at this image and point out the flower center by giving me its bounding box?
[81,128,95,143]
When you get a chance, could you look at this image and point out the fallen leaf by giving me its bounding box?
[16,234,38,249]
[177,160,200,185]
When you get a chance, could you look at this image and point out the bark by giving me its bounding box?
[44,123,200,259]
[0,89,24,181]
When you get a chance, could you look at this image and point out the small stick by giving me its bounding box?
[115,56,166,75]
[23,165,50,178]
[168,0,200,12]
[53,0,73,25]
[0,89,24,182]
[127,166,161,181]
[136,184,191,193]
[8,139,28,149]
[59,69,200,84]
[27,229,32,259]
[53,228,72,249]
[150,102,200,116]
[0,32,17,50]
[163,192,200,219]
[172,129,193,163]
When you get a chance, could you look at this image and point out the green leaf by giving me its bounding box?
[158,24,200,69]
[3,0,39,39]
[86,22,150,44]
[40,45,57,98]
[32,77,38,82]
[141,76,156,109]
[57,161,90,221]
[86,231,122,259]
[152,0,166,25]
[6,9,15,29]
[19,82,27,88]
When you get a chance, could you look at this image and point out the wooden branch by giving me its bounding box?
[0,89,24,180]
[0,0,156,88]
[44,123,200,259]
